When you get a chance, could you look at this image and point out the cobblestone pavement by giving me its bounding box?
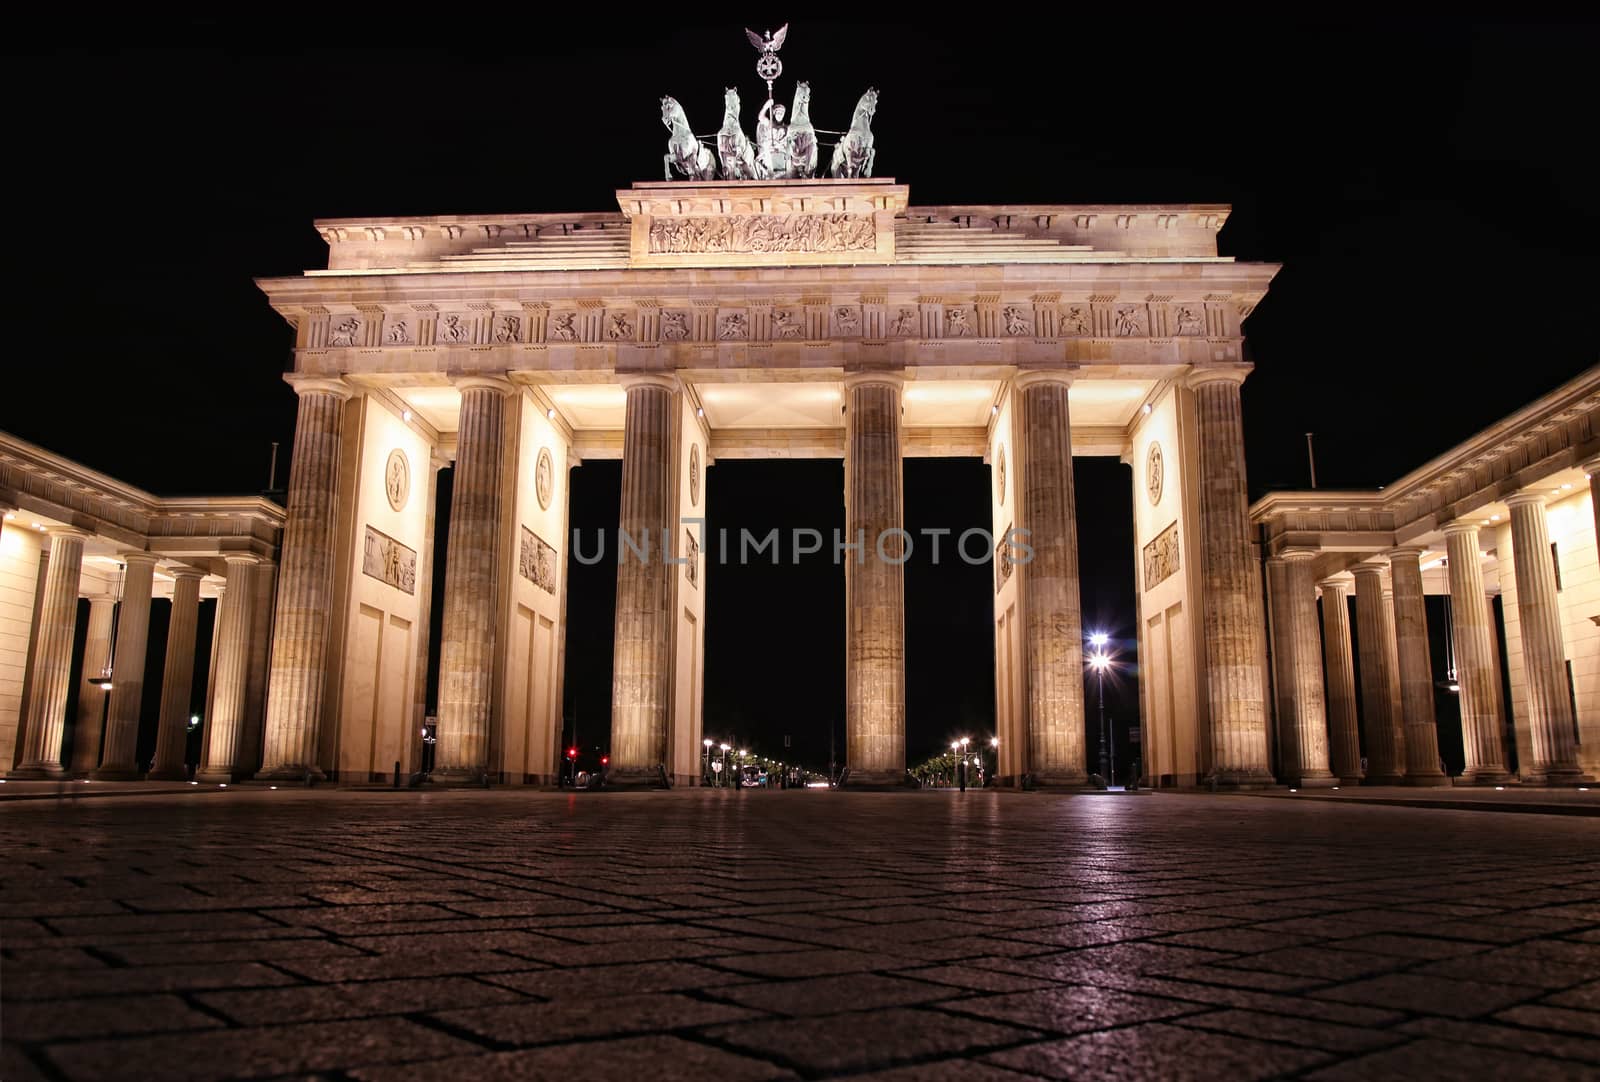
[4,789,1600,1081]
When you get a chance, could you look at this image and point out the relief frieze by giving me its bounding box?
[362,526,417,595]
[519,526,558,595]
[1143,521,1181,592]
[648,213,876,255]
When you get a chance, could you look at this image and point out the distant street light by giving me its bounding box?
[1089,647,1112,783]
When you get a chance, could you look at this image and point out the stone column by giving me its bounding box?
[410,456,446,774]
[1387,548,1448,785]
[1319,576,1363,783]
[147,569,205,780]
[68,598,116,774]
[196,556,261,784]
[1014,371,1087,786]
[1352,562,1405,784]
[1443,523,1509,783]
[607,375,677,785]
[844,371,906,787]
[259,378,351,780]
[12,528,87,778]
[91,554,158,780]
[435,376,512,783]
[1186,368,1271,784]
[1584,456,1600,574]
[1278,549,1336,786]
[1506,492,1592,783]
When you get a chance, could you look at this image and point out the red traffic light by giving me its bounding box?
[600,755,610,767]
[566,746,578,760]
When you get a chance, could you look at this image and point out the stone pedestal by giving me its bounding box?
[1186,368,1272,785]
[1318,577,1364,783]
[12,528,87,778]
[607,374,678,788]
[1388,548,1448,786]
[68,599,115,774]
[148,569,204,781]
[92,554,158,780]
[434,376,512,784]
[258,378,351,781]
[1015,372,1087,786]
[1506,493,1592,784]
[1278,550,1336,786]
[844,371,906,788]
[1443,523,1510,783]
[1353,563,1406,784]
[197,556,261,784]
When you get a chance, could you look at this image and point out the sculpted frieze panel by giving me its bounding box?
[606,311,634,340]
[889,307,918,336]
[438,313,472,344]
[1173,305,1205,336]
[362,526,417,595]
[1058,305,1090,336]
[832,306,861,336]
[493,314,523,343]
[718,311,748,339]
[1143,521,1180,592]
[1002,306,1032,336]
[1114,305,1147,337]
[945,306,974,336]
[329,316,361,348]
[519,525,558,595]
[647,213,875,255]
[384,318,412,345]
[661,310,691,340]
[549,312,579,341]
[772,308,805,339]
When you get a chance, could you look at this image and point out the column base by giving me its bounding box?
[194,768,249,785]
[1402,772,1451,787]
[598,766,672,790]
[254,764,327,784]
[1207,770,1277,790]
[1030,772,1093,790]
[1284,774,1340,789]
[1364,773,1407,786]
[88,765,144,781]
[1337,774,1365,786]
[7,763,67,780]
[1521,767,1595,787]
[426,767,495,788]
[1459,768,1512,785]
[838,769,914,790]
[144,766,191,782]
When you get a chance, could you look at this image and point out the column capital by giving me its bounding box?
[451,373,516,395]
[167,565,206,582]
[1441,519,1483,538]
[1580,454,1600,476]
[1013,367,1078,391]
[222,553,263,567]
[1317,573,1353,593]
[1183,363,1252,390]
[45,524,91,540]
[1351,559,1388,579]
[118,551,160,567]
[1281,547,1319,562]
[617,371,681,394]
[842,369,905,392]
[1384,546,1426,562]
[283,374,354,401]
[1505,490,1549,510]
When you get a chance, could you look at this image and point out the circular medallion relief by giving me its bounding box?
[997,444,1007,504]
[384,449,410,512]
[535,447,554,510]
[689,444,701,507]
[1146,442,1165,506]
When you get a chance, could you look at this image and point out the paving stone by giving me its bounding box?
[943,984,1201,1035]
[3,994,225,1041]
[982,1021,1331,1080]
[717,972,954,1015]
[1497,1004,1600,1038]
[434,992,763,1044]
[1174,1007,1402,1053]
[1398,1017,1600,1066]
[350,1035,796,1081]
[1303,1037,1595,1081]
[197,976,528,1024]
[1313,973,1537,1018]
[705,1006,1038,1074]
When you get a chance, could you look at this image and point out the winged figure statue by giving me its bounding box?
[745,24,788,54]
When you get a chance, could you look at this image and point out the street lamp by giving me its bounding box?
[702,738,713,786]
[959,737,970,791]
[720,743,731,788]
[1089,646,1112,783]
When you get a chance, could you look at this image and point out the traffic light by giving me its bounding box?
[566,746,578,761]
[600,755,610,767]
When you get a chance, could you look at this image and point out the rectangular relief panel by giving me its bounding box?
[362,526,417,595]
[519,526,559,595]
[1143,521,1180,592]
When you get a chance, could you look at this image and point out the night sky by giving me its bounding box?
[9,17,1598,771]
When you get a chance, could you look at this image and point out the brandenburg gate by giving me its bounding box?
[252,173,1278,788]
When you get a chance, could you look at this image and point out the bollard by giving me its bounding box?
[393,761,401,789]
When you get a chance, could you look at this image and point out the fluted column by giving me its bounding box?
[1186,368,1271,784]
[844,371,906,787]
[1388,548,1448,785]
[1353,562,1405,783]
[1506,492,1592,783]
[196,556,261,783]
[607,374,677,785]
[1319,577,1363,783]
[1584,456,1600,576]
[1278,550,1335,785]
[1443,523,1509,782]
[258,378,351,780]
[68,598,116,774]
[1015,371,1087,786]
[91,554,158,779]
[434,376,512,782]
[12,528,87,778]
[148,569,205,780]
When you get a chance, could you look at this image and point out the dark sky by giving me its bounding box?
[8,17,1598,770]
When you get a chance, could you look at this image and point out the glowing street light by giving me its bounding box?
[1088,641,1113,783]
